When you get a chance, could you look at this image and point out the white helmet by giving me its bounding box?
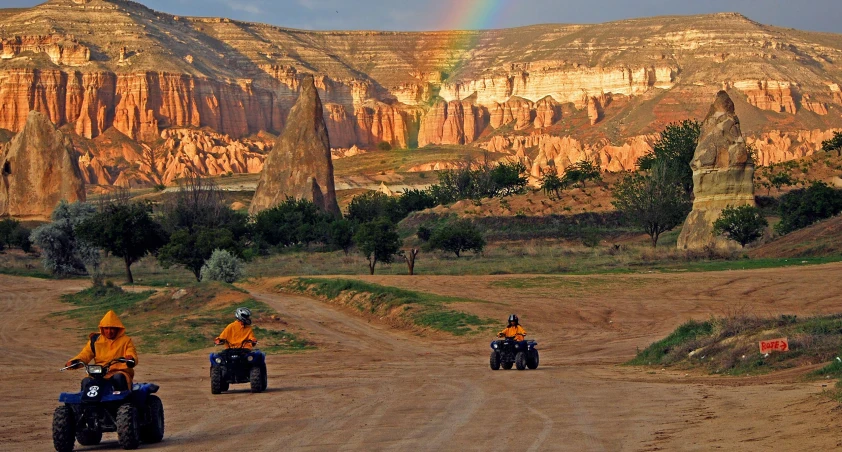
[235,307,252,325]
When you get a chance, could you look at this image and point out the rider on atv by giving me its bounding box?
[215,307,258,349]
[497,314,526,341]
[64,310,138,391]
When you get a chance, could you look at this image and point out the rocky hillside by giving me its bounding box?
[2,0,842,187]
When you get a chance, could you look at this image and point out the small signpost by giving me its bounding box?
[759,338,789,353]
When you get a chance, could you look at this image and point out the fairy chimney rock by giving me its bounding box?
[0,110,86,219]
[249,75,340,215]
[677,91,755,251]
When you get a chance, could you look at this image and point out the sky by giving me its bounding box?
[2,0,841,34]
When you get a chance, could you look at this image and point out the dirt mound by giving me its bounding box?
[750,215,842,258]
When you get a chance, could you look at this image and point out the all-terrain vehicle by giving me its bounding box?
[53,358,164,451]
[490,337,539,370]
[210,338,267,393]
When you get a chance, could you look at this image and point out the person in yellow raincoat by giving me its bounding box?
[65,310,138,390]
[215,307,258,349]
[497,314,527,341]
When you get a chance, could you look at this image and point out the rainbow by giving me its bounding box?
[436,0,509,31]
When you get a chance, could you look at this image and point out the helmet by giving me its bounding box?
[235,307,252,325]
[508,314,518,325]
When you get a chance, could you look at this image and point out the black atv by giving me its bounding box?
[209,338,267,394]
[53,358,164,451]
[489,337,539,370]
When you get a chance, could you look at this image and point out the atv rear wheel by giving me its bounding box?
[210,366,224,394]
[527,350,540,369]
[116,404,141,450]
[76,429,103,446]
[515,352,527,370]
[489,351,501,370]
[250,366,265,393]
[52,405,75,452]
[140,395,165,443]
[502,361,514,370]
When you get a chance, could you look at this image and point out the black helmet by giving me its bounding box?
[235,307,252,325]
[508,314,518,325]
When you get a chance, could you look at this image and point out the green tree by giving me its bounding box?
[489,161,528,196]
[427,219,486,257]
[76,202,167,284]
[713,205,768,248]
[612,164,692,247]
[637,119,701,194]
[0,218,19,250]
[821,131,842,156]
[398,188,437,215]
[347,191,404,224]
[158,228,237,281]
[252,197,333,248]
[327,218,355,255]
[561,159,602,188]
[775,182,842,235]
[540,167,564,199]
[30,201,100,277]
[354,218,401,275]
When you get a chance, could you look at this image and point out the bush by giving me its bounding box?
[200,249,244,283]
[30,201,100,277]
[427,219,485,257]
[252,197,333,247]
[775,182,842,235]
[713,205,768,248]
[376,141,392,151]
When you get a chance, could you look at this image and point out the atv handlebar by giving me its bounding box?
[215,338,258,347]
[60,357,133,372]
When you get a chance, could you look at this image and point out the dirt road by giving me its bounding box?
[1,265,840,451]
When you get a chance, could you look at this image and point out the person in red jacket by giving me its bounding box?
[497,314,527,341]
[215,307,258,349]
[65,310,138,390]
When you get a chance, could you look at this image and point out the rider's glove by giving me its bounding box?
[497,333,504,338]
[65,359,81,368]
[214,338,222,345]
[125,358,136,368]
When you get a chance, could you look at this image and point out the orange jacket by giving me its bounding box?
[72,310,138,383]
[217,321,256,349]
[498,325,527,341]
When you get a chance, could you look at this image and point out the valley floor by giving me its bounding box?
[1,265,841,450]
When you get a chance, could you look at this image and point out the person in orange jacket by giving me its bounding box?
[497,314,527,341]
[215,307,258,349]
[65,310,138,390]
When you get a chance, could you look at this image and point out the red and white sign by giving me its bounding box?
[759,338,789,353]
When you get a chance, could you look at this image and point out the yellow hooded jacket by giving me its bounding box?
[499,325,527,341]
[72,310,138,383]
[217,320,256,349]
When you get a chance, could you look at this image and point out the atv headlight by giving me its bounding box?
[214,357,223,364]
[88,365,104,375]
[247,355,254,362]
[492,343,498,349]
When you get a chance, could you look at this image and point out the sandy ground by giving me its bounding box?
[1,264,841,451]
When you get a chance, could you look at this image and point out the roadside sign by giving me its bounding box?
[759,338,788,353]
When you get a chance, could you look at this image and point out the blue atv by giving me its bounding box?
[210,339,267,393]
[490,337,539,370]
[53,358,164,451]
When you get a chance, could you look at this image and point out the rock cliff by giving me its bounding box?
[0,110,85,219]
[677,91,755,251]
[250,75,339,216]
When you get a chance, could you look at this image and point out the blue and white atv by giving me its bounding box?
[209,339,267,394]
[53,358,164,451]
[490,337,539,370]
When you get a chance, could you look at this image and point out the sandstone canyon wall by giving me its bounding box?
[0,110,85,219]
[250,75,340,216]
[677,91,755,251]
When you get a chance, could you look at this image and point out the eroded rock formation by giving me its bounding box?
[250,75,339,216]
[0,110,85,219]
[677,91,755,251]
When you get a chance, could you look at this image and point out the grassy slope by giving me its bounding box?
[282,278,494,335]
[628,314,842,377]
[56,283,312,354]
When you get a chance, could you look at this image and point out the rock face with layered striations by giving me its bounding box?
[250,75,339,216]
[0,110,85,219]
[677,91,755,251]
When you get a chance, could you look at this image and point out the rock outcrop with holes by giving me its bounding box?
[0,111,85,219]
[250,76,339,215]
[677,91,756,251]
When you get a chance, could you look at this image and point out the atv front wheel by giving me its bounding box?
[502,361,514,370]
[527,350,540,369]
[76,429,103,446]
[116,404,141,450]
[52,405,75,452]
[515,352,527,370]
[140,395,165,443]
[210,366,224,394]
[489,351,501,370]
[250,366,265,393]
